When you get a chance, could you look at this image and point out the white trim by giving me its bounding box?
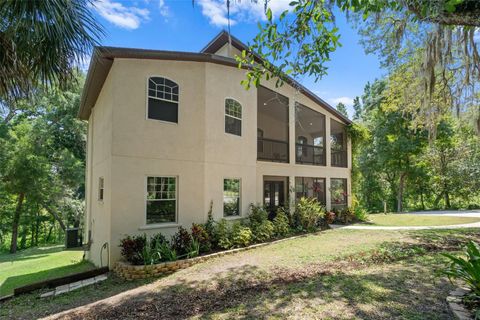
[223,177,242,217]
[144,175,178,225]
[145,75,180,123]
[138,223,180,230]
[224,97,242,137]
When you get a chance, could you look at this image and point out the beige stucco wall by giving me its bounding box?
[85,56,351,267]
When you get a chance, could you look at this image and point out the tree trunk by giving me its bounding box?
[397,173,407,213]
[46,225,53,242]
[10,193,25,253]
[420,188,425,210]
[444,191,451,209]
[43,204,66,231]
[20,226,27,249]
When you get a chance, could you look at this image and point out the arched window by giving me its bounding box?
[147,77,179,123]
[225,98,242,136]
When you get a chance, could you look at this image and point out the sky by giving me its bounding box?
[89,0,386,118]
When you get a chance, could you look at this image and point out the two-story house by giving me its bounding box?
[80,31,351,267]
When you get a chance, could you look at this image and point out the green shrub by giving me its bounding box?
[119,234,146,265]
[204,200,217,246]
[354,206,369,222]
[141,238,161,265]
[336,207,356,224]
[252,220,274,242]
[186,239,200,258]
[216,219,232,249]
[294,197,325,232]
[171,226,192,255]
[248,204,269,225]
[157,241,177,261]
[231,222,253,247]
[443,241,480,297]
[191,223,211,253]
[273,210,290,237]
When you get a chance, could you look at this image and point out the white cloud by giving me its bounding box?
[197,0,291,27]
[328,97,354,106]
[158,0,170,18]
[92,0,150,30]
[474,30,480,42]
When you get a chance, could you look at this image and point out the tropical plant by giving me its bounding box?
[141,239,161,265]
[252,220,274,243]
[158,241,177,262]
[191,223,211,253]
[231,222,253,248]
[171,226,192,256]
[119,234,146,265]
[443,241,480,297]
[272,210,290,237]
[186,239,200,258]
[294,197,325,232]
[204,200,217,246]
[0,0,103,102]
[216,219,232,250]
[335,207,356,224]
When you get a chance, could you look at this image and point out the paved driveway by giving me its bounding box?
[332,209,480,230]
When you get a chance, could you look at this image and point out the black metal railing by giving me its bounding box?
[257,137,289,163]
[331,150,347,167]
[295,144,325,166]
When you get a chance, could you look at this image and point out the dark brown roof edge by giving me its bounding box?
[78,46,351,124]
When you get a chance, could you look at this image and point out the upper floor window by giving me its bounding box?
[147,77,179,123]
[295,103,326,166]
[330,119,347,167]
[225,98,242,136]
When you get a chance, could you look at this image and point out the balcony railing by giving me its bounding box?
[331,150,347,167]
[295,144,325,166]
[257,138,289,163]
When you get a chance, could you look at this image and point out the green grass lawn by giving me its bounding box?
[3,228,480,319]
[359,213,480,226]
[0,245,94,297]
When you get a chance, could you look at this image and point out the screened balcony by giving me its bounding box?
[257,86,289,163]
[295,103,326,166]
[330,119,347,167]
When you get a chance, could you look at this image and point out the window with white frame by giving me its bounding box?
[225,98,242,136]
[98,177,104,201]
[147,77,179,123]
[223,178,240,216]
[146,176,177,224]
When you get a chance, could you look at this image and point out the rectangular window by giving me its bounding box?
[330,178,347,209]
[330,119,347,167]
[148,98,178,123]
[295,103,326,166]
[295,177,326,205]
[98,177,104,201]
[225,99,242,136]
[146,176,177,224]
[223,178,241,217]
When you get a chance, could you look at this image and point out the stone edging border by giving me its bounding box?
[447,287,473,320]
[113,233,308,280]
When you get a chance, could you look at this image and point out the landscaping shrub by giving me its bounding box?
[191,223,211,253]
[204,200,218,247]
[353,206,369,222]
[141,238,161,265]
[272,210,291,237]
[443,241,480,297]
[157,241,177,261]
[171,226,192,255]
[186,239,200,258]
[335,207,356,224]
[216,219,232,249]
[252,220,274,242]
[151,233,168,247]
[294,197,325,232]
[230,222,253,247]
[248,204,274,242]
[324,211,336,225]
[119,234,146,265]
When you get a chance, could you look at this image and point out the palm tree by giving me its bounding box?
[0,0,103,104]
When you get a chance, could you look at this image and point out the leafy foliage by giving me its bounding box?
[119,235,146,265]
[272,210,291,237]
[191,223,211,253]
[171,226,193,256]
[294,197,325,232]
[216,219,232,250]
[443,241,480,297]
[231,222,253,248]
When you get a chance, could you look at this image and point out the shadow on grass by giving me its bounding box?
[0,245,65,264]
[0,260,93,297]
[46,257,455,320]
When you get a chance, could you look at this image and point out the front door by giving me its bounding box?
[264,181,285,219]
